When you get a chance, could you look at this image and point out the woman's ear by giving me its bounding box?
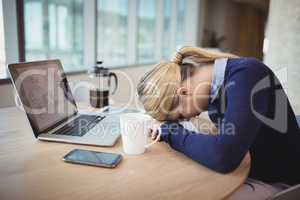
[176,87,190,96]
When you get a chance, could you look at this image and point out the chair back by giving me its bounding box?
[269,184,300,200]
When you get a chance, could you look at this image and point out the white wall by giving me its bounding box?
[264,0,300,114]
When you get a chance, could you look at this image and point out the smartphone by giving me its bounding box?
[63,149,122,168]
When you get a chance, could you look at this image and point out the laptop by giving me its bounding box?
[8,59,121,146]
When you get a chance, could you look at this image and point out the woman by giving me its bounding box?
[137,46,300,199]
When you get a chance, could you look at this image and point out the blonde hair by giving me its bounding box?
[137,46,238,121]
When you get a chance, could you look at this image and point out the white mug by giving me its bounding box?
[120,113,162,155]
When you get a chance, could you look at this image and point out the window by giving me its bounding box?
[137,0,156,63]
[0,0,6,78]
[175,0,185,46]
[97,0,195,68]
[162,0,172,59]
[97,0,128,66]
[24,0,84,72]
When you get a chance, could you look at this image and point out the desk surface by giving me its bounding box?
[0,107,250,200]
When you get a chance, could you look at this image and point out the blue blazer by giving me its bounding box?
[160,58,300,185]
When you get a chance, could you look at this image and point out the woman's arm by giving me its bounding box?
[160,65,271,173]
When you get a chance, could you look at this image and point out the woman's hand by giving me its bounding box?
[148,128,161,142]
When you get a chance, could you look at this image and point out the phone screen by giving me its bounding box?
[63,149,122,168]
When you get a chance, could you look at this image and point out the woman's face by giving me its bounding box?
[167,65,213,121]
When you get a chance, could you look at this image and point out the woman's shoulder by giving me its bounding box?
[226,57,270,74]
[228,57,265,67]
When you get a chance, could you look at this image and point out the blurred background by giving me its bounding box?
[0,0,300,113]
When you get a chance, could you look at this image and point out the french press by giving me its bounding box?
[88,61,118,108]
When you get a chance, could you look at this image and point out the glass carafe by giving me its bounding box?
[88,61,118,108]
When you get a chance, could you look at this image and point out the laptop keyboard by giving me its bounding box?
[52,115,104,137]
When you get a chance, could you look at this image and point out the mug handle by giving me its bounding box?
[145,127,162,148]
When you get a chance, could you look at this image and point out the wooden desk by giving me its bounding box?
[0,107,250,200]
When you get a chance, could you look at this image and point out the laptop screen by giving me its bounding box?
[8,60,78,136]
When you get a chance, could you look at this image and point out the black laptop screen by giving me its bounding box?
[8,60,78,136]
